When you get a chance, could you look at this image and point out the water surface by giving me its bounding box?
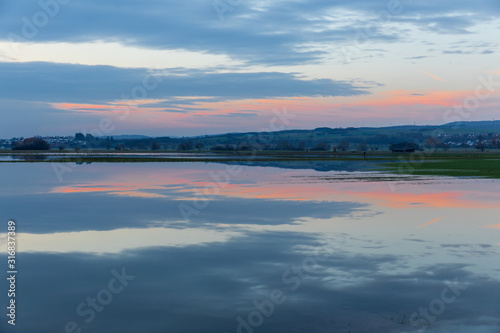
[0,162,498,332]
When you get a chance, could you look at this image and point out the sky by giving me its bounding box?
[0,0,499,138]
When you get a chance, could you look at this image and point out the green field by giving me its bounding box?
[383,157,500,178]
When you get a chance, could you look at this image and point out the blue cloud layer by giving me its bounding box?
[0,62,370,104]
[1,0,498,66]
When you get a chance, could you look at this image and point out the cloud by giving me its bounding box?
[0,62,370,104]
[412,15,476,34]
[442,40,499,55]
[443,50,473,54]
[2,0,497,66]
[2,230,499,333]
[417,216,446,228]
[0,189,367,233]
[418,70,446,82]
[406,55,429,60]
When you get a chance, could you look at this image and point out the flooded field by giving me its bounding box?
[0,162,499,333]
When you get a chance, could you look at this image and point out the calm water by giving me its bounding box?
[0,162,499,332]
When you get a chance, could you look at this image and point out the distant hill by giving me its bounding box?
[6,120,496,151]
[104,135,151,140]
[95,120,499,151]
[188,120,500,141]
[101,120,495,151]
[440,120,500,131]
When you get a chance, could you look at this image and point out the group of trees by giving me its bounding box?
[389,141,419,152]
[12,137,50,150]
[75,133,115,149]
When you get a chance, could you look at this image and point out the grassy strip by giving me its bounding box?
[382,158,500,178]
